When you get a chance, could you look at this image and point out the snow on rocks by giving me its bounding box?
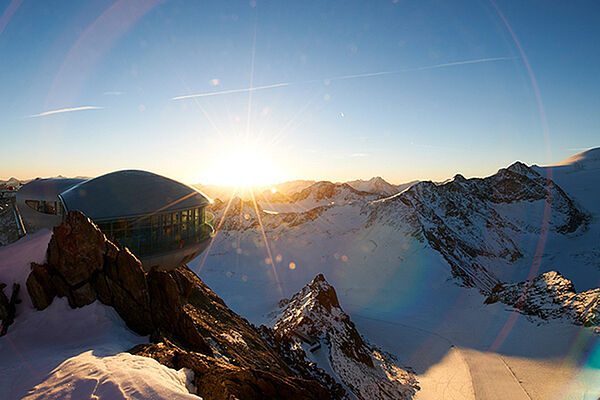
[485,270,600,326]
[1,211,337,399]
[367,161,589,292]
[345,176,420,197]
[21,351,200,400]
[209,161,589,295]
[289,181,378,209]
[345,177,401,197]
[273,273,419,400]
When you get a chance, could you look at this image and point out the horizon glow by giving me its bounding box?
[0,1,599,185]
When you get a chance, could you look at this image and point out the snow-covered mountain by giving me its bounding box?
[3,148,600,399]
[553,147,600,167]
[367,161,588,292]
[193,179,316,202]
[272,274,418,400]
[345,177,418,197]
[208,161,589,294]
[211,181,379,216]
[289,181,378,209]
[195,152,600,398]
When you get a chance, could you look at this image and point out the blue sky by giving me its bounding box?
[1,0,598,184]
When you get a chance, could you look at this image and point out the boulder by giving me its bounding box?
[26,263,55,310]
[68,282,96,308]
[0,282,20,336]
[47,212,106,286]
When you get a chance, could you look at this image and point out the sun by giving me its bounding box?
[205,142,286,187]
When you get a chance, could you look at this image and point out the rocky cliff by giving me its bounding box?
[25,211,334,399]
[272,274,419,400]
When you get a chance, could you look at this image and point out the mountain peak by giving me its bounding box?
[311,273,327,284]
[273,275,418,399]
[505,160,533,175]
[345,176,399,196]
[369,176,386,183]
[453,173,467,182]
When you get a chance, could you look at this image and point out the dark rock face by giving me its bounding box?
[47,211,106,286]
[0,282,20,335]
[130,339,332,400]
[26,211,332,398]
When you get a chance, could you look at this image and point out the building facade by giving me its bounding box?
[16,170,214,271]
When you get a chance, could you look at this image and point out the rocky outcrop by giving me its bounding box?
[26,211,154,334]
[273,274,419,400]
[25,211,333,399]
[130,339,332,400]
[485,271,600,327]
[0,282,20,336]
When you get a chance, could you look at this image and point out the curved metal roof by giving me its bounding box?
[17,178,86,200]
[60,170,209,220]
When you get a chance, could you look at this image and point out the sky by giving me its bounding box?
[0,0,598,185]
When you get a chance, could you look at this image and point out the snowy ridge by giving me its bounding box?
[273,274,418,400]
[367,162,589,292]
[486,270,600,327]
[208,161,589,294]
[287,181,378,210]
[210,196,331,232]
[194,179,316,203]
[345,177,419,197]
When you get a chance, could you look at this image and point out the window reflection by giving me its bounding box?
[94,206,212,257]
[24,199,63,216]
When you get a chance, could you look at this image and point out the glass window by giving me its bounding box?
[181,210,188,237]
[45,201,57,214]
[25,199,40,211]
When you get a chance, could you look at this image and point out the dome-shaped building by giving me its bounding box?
[16,170,214,271]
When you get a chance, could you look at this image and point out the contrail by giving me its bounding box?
[322,56,517,82]
[27,106,104,118]
[171,56,516,100]
[171,82,291,100]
